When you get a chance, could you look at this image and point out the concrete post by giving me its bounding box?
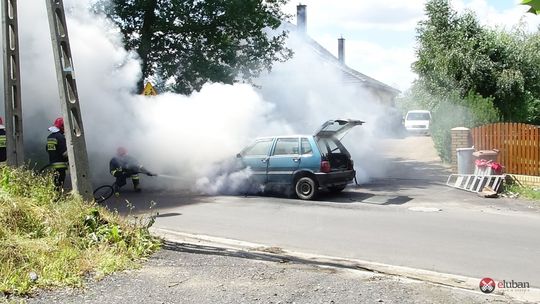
[2,0,25,166]
[451,127,472,173]
[46,0,93,200]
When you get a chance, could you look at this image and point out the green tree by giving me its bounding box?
[94,0,292,94]
[401,0,540,161]
[522,0,540,14]
[414,0,540,123]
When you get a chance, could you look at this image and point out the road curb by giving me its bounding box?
[151,228,540,303]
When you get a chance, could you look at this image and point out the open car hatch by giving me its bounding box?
[314,119,364,139]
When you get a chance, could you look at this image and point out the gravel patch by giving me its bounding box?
[17,243,512,304]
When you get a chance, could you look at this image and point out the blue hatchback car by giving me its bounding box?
[237,119,364,200]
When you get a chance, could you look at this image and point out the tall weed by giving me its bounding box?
[0,167,160,295]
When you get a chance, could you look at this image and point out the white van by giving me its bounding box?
[404,110,431,135]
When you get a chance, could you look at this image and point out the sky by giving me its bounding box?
[283,0,540,93]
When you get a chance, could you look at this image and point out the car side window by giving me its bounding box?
[316,138,329,156]
[301,138,312,155]
[244,139,273,156]
[273,138,299,156]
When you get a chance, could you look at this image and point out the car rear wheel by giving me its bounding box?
[295,177,318,200]
[328,185,347,193]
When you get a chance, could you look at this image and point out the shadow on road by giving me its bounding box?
[100,183,417,215]
[319,191,413,205]
[162,240,372,273]
[99,140,448,213]
[100,191,209,215]
[250,189,413,206]
[358,157,450,193]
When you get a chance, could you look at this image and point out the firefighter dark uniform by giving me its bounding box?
[109,147,154,193]
[46,118,68,190]
[0,124,6,163]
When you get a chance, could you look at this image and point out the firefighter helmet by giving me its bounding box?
[54,117,64,129]
[116,147,127,156]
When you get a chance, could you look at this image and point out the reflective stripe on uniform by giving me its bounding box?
[111,168,122,175]
[131,174,140,180]
[47,138,58,151]
[51,162,67,169]
[0,135,6,148]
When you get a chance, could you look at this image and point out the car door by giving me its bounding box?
[267,137,301,184]
[240,138,274,185]
[314,119,365,140]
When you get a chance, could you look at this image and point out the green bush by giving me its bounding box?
[429,91,500,163]
[459,91,501,126]
[0,166,57,204]
[504,183,540,201]
[0,166,161,295]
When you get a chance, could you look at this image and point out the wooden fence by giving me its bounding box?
[471,123,540,176]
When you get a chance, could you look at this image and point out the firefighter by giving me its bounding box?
[46,117,68,190]
[110,147,155,193]
[0,117,6,164]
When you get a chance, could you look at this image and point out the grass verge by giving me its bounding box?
[0,166,161,296]
[504,183,540,201]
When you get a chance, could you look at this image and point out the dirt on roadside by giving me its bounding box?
[21,243,512,304]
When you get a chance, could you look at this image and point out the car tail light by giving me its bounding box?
[321,161,331,173]
[348,160,354,170]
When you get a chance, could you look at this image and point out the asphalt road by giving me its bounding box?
[106,136,540,288]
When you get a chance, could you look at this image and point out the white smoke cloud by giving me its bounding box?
[3,1,396,193]
[257,32,396,183]
[196,167,257,195]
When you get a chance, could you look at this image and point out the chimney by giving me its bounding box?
[297,4,307,34]
[338,37,345,64]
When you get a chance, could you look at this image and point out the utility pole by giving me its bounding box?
[1,0,24,166]
[46,0,93,200]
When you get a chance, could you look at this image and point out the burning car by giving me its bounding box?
[236,119,363,200]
